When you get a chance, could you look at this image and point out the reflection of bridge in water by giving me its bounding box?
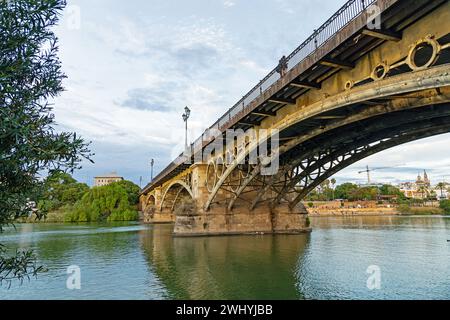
[140,0,450,236]
[138,225,309,299]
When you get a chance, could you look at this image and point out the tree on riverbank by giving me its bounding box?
[0,0,92,283]
[306,183,405,202]
[65,181,140,222]
[439,200,450,215]
[37,172,89,216]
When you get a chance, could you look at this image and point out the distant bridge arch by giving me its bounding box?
[159,180,194,213]
[146,194,156,208]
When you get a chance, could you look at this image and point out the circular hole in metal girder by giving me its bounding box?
[407,36,440,71]
[345,80,354,91]
[371,62,390,81]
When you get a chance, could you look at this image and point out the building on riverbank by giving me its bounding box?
[398,170,432,199]
[94,172,124,187]
[396,171,450,200]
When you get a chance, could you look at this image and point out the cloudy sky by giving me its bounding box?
[53,0,450,187]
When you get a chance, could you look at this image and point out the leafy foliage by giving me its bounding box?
[116,180,141,205]
[379,184,405,199]
[0,244,47,288]
[398,204,443,216]
[307,182,405,202]
[0,0,92,224]
[65,181,140,222]
[334,183,360,200]
[439,200,450,215]
[0,0,92,283]
[37,171,89,215]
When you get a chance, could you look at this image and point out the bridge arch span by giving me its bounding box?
[287,122,450,209]
[230,108,450,212]
[140,194,157,216]
[159,180,194,213]
[146,194,156,207]
[205,66,450,211]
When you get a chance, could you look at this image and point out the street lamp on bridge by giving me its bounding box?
[150,158,154,182]
[182,106,191,150]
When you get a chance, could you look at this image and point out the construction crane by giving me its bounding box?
[358,165,401,185]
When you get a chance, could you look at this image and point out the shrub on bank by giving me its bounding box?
[439,200,450,215]
[398,204,443,216]
[37,172,90,217]
[64,182,139,222]
[107,209,139,222]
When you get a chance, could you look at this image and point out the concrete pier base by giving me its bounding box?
[173,203,311,237]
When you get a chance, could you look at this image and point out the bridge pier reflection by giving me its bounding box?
[139,225,310,299]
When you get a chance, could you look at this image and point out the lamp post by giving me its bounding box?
[150,158,154,182]
[182,106,191,149]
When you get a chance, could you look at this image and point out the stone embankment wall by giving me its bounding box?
[305,201,399,216]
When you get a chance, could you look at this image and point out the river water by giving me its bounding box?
[0,216,449,300]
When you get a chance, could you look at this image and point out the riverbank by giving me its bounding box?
[304,201,447,217]
[16,201,448,223]
[16,211,66,223]
[16,210,140,223]
[396,204,444,216]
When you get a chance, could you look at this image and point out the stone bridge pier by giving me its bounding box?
[140,163,311,236]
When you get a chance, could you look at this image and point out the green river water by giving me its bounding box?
[0,215,449,300]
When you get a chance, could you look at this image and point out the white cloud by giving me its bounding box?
[53,11,273,181]
[239,59,270,74]
[274,0,295,15]
[223,1,236,8]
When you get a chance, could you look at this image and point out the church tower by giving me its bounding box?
[423,170,430,186]
[416,173,423,183]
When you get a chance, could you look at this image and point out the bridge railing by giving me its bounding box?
[150,0,377,188]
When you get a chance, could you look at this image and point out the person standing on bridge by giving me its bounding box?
[276,55,288,77]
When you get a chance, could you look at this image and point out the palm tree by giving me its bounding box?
[318,180,329,199]
[437,182,446,199]
[322,179,331,200]
[418,185,427,201]
[331,178,337,200]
